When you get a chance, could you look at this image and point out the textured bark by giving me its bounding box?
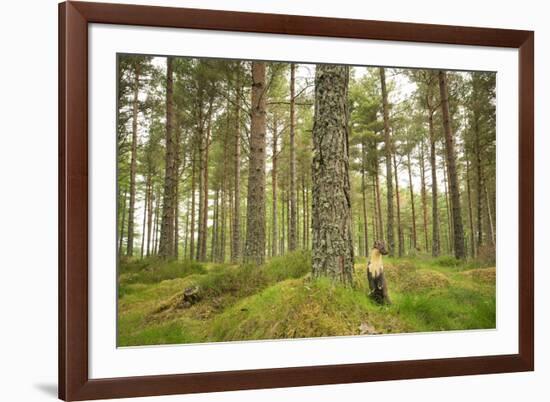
[406,152,417,251]
[158,57,176,258]
[379,68,395,256]
[244,62,267,265]
[289,63,298,251]
[126,62,140,257]
[146,182,154,257]
[439,71,466,259]
[419,139,429,252]
[428,109,440,257]
[231,71,242,263]
[311,64,354,285]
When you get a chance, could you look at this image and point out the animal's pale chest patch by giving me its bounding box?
[368,252,383,277]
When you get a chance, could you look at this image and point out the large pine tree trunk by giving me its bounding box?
[438,71,466,259]
[289,63,297,251]
[232,70,242,263]
[428,109,440,257]
[311,64,354,284]
[158,57,176,258]
[126,62,141,257]
[379,68,395,256]
[244,62,267,265]
[407,152,417,251]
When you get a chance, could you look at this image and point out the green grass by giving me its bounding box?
[117,252,496,347]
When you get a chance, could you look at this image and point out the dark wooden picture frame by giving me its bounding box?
[59,1,534,400]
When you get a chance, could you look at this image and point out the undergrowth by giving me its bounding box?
[117,251,496,347]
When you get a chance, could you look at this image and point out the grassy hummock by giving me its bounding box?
[117,252,496,347]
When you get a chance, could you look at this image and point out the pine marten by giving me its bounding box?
[367,240,391,304]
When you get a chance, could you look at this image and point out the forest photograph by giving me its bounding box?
[116,54,496,347]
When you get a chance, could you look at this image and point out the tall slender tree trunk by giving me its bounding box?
[173,127,182,260]
[153,186,161,255]
[485,185,496,247]
[199,115,212,261]
[118,188,128,256]
[311,64,354,284]
[305,181,310,249]
[126,63,141,257]
[244,62,267,265]
[189,148,196,260]
[475,117,484,254]
[302,172,307,249]
[183,195,190,259]
[393,153,404,257]
[211,188,219,261]
[406,152,417,251]
[428,110,440,257]
[159,57,176,258]
[140,177,150,259]
[281,190,286,255]
[271,122,278,257]
[361,141,370,256]
[380,68,394,255]
[371,176,378,244]
[439,70,466,259]
[289,63,298,251]
[419,140,429,252]
[232,70,242,263]
[466,159,476,258]
[375,169,384,241]
[442,159,452,254]
[146,182,154,257]
[196,137,203,261]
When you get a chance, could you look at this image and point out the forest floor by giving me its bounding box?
[117,252,496,347]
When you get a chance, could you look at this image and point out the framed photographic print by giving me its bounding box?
[59,1,534,400]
